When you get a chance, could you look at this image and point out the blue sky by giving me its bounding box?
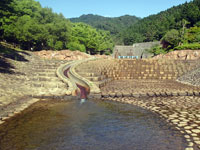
[36,0,192,18]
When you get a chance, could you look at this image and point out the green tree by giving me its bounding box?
[67,41,86,52]
[122,0,200,45]
[68,23,113,54]
[1,0,72,51]
[161,29,181,50]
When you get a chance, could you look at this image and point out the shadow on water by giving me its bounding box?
[0,100,187,150]
[0,44,29,74]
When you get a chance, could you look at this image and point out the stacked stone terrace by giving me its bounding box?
[0,52,69,122]
[76,59,200,90]
[106,59,200,80]
[75,59,117,88]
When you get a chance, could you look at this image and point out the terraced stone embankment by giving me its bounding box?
[75,59,116,88]
[74,58,200,150]
[0,52,70,124]
[75,58,200,97]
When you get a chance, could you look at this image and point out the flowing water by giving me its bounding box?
[0,100,187,150]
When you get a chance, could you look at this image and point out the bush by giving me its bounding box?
[105,51,111,55]
[161,29,181,49]
[174,43,200,50]
[67,42,86,52]
[54,41,63,50]
[185,26,200,43]
[148,45,168,56]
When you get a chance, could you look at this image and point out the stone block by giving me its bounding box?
[155,92,161,97]
[147,92,155,97]
[178,92,187,96]
[165,92,172,96]
[109,93,116,97]
[132,93,140,98]
[101,94,109,98]
[160,92,167,97]
[187,91,194,96]
[193,91,200,96]
[172,92,178,96]
[122,93,132,97]
[116,93,122,97]
[139,93,148,97]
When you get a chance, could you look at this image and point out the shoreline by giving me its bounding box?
[102,96,200,150]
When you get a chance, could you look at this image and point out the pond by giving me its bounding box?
[0,100,187,150]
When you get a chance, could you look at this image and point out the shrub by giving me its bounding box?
[148,45,168,56]
[161,29,181,49]
[174,43,200,50]
[54,41,63,50]
[67,42,86,52]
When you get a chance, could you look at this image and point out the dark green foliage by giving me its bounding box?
[150,26,200,56]
[70,14,140,44]
[68,23,114,54]
[1,0,71,50]
[67,42,86,52]
[0,0,15,39]
[148,45,168,56]
[70,14,139,34]
[122,0,200,45]
[161,29,181,50]
[184,26,200,43]
[0,0,114,54]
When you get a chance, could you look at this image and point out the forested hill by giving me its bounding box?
[70,14,140,43]
[0,0,114,54]
[122,0,200,45]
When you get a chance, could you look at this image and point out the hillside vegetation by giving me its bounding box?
[0,0,114,54]
[70,14,140,44]
[0,0,199,55]
[122,0,200,45]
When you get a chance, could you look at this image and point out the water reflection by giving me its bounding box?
[0,100,187,150]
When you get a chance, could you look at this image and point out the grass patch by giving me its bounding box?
[0,42,23,55]
[174,43,200,50]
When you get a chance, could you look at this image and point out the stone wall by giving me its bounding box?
[75,58,200,89]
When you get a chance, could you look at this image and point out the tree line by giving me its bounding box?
[1,0,199,55]
[122,0,200,45]
[69,0,200,48]
[0,0,114,54]
[70,14,140,44]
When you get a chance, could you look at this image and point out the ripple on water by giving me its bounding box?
[0,100,187,150]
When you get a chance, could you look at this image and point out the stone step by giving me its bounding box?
[93,78,113,88]
[85,75,107,81]
[29,77,61,82]
[31,82,68,88]
[32,72,56,76]
[78,72,102,77]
